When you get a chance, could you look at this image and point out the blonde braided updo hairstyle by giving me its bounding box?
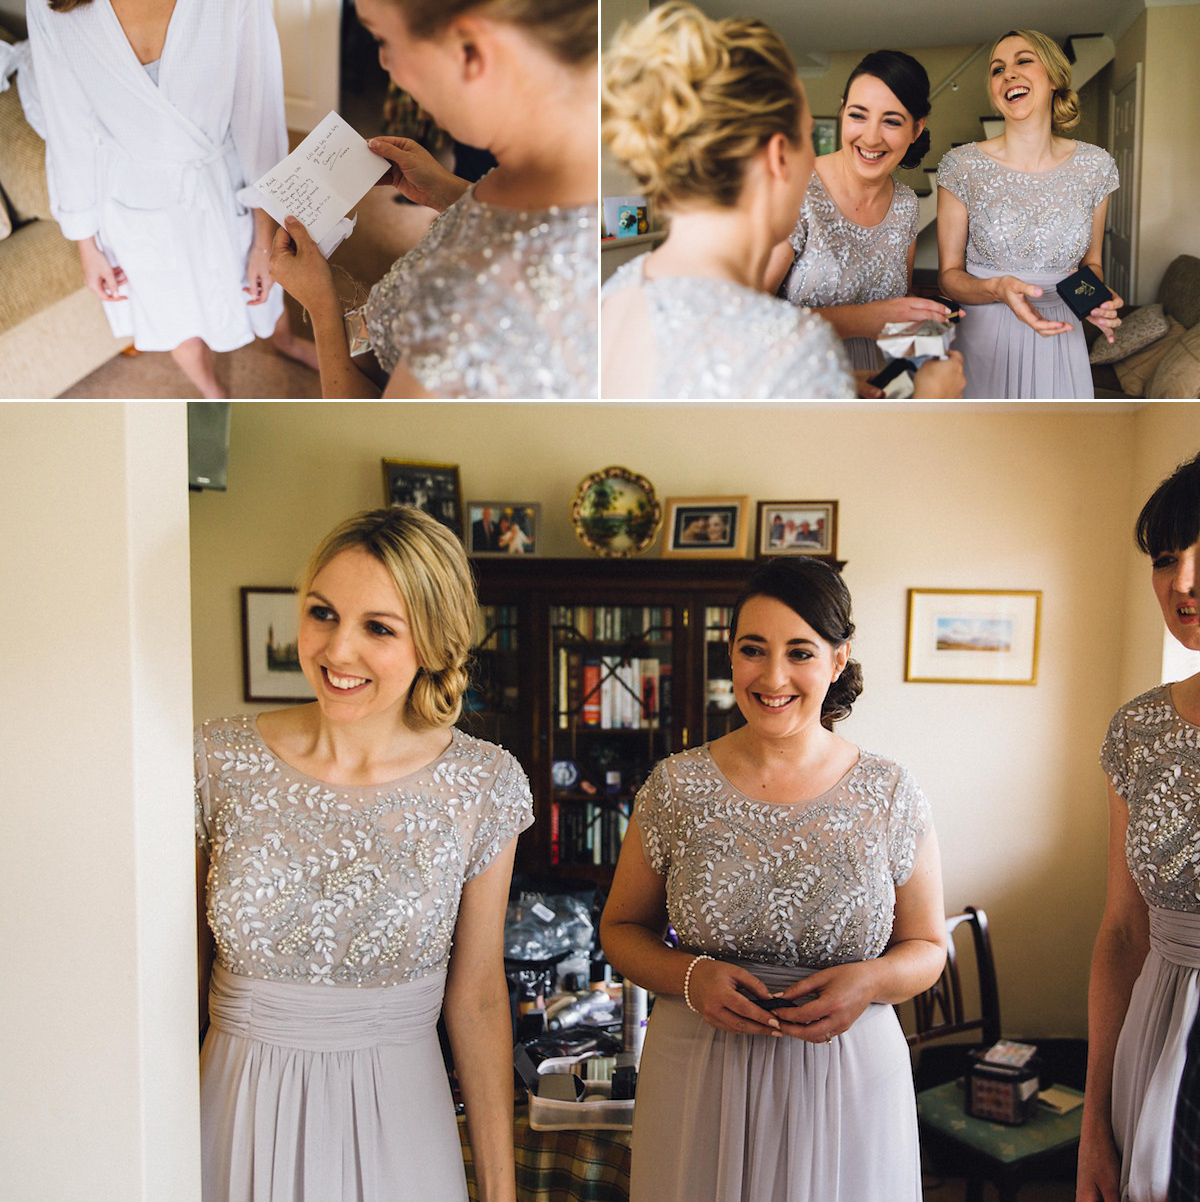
[300,506,476,730]
[602,0,804,210]
[990,29,1080,134]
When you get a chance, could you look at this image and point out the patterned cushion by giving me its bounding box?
[1159,254,1200,330]
[1089,303,1170,365]
[1148,320,1200,398]
[1114,317,1187,397]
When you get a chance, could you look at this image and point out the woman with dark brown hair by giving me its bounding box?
[26,0,316,397]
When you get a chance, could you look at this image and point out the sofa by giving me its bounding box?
[1086,254,1200,399]
[0,22,129,399]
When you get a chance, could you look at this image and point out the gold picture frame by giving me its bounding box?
[905,589,1042,685]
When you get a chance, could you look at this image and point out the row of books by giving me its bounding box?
[556,649,672,729]
[476,604,520,651]
[549,801,630,867]
[550,605,674,644]
[706,606,734,641]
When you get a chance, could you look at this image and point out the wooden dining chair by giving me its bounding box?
[905,906,1084,1202]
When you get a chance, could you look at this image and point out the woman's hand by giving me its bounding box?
[243,242,274,306]
[1075,1122,1122,1202]
[853,369,884,399]
[77,237,127,302]
[269,217,337,318]
[868,295,962,331]
[684,958,785,1037]
[770,962,879,1042]
[1086,289,1124,344]
[993,275,1074,337]
[368,136,470,213]
[912,350,965,398]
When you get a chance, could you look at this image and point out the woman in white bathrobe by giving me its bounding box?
[27,0,316,397]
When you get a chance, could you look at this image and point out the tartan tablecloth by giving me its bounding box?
[459,1109,631,1202]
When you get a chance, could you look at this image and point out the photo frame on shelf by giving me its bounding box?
[602,193,649,240]
[467,502,542,556]
[662,496,750,558]
[381,458,463,537]
[812,117,839,157]
[755,500,838,559]
[240,587,315,703]
[905,589,1042,685]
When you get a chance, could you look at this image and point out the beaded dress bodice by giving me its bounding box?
[364,180,598,398]
[936,141,1118,273]
[1102,684,1200,912]
[778,172,918,307]
[601,254,854,399]
[195,716,533,986]
[635,746,930,966]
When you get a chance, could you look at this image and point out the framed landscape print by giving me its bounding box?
[240,587,315,702]
[905,589,1042,685]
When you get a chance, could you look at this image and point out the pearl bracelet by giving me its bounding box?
[683,953,713,1013]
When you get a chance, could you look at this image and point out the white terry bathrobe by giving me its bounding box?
[27,0,287,351]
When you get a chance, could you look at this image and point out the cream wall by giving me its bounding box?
[191,401,1200,1040]
[1,403,200,1202]
[1138,3,1200,302]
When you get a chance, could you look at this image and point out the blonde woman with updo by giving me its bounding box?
[196,506,533,1202]
[936,29,1123,398]
[601,1,964,399]
[270,0,597,398]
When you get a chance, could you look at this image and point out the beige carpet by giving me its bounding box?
[60,184,437,399]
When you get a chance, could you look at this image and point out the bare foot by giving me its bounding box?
[272,328,320,372]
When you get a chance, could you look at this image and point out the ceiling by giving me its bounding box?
[684,0,1146,69]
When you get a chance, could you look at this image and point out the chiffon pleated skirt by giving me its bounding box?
[630,961,921,1202]
[1112,907,1200,1202]
[956,266,1094,399]
[200,963,466,1202]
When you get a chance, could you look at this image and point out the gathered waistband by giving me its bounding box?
[1149,906,1200,970]
[965,265,1074,288]
[208,962,447,1051]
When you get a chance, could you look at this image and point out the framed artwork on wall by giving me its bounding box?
[240,587,315,703]
[662,496,750,558]
[381,458,463,537]
[905,589,1042,685]
[467,502,542,556]
[812,117,838,157]
[755,500,838,559]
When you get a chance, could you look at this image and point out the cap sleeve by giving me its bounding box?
[465,748,535,880]
[936,147,968,206]
[888,763,932,886]
[194,725,214,856]
[903,187,919,245]
[1095,149,1119,207]
[1100,706,1131,800]
[632,758,673,875]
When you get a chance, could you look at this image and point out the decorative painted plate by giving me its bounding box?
[570,466,662,558]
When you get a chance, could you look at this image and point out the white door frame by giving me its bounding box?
[1106,63,1143,306]
[273,0,342,134]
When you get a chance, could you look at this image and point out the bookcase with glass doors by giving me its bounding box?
[459,558,759,885]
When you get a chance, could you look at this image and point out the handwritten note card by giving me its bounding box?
[254,111,386,247]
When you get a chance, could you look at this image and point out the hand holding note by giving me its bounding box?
[253,111,388,253]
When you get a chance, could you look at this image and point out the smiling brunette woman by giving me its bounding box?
[600,557,947,1202]
[763,50,957,374]
[1079,452,1200,1202]
[195,506,532,1202]
[935,29,1123,398]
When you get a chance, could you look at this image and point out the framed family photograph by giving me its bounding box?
[905,589,1042,685]
[756,500,838,559]
[240,587,315,703]
[662,496,750,558]
[467,502,542,556]
[381,458,463,537]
